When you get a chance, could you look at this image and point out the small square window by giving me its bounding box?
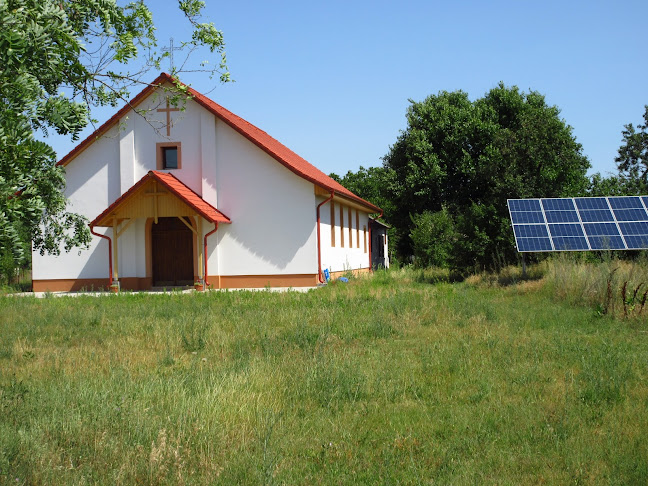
[156,142,181,170]
[162,147,178,169]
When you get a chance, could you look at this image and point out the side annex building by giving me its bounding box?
[32,73,387,291]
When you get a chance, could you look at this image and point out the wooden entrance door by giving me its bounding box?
[152,217,194,286]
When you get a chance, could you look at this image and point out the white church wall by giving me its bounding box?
[211,120,318,276]
[32,125,121,281]
[32,82,379,290]
[132,91,204,195]
[319,199,371,275]
[200,110,218,208]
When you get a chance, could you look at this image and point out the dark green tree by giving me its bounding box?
[587,173,633,197]
[615,105,648,193]
[0,0,228,278]
[409,209,455,268]
[329,166,394,218]
[383,83,590,271]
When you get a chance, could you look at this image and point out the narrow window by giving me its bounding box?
[330,202,335,247]
[348,207,352,248]
[340,205,344,247]
[356,210,360,248]
[363,225,367,253]
[162,147,178,169]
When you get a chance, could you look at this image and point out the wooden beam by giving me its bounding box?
[142,180,170,224]
[196,216,203,280]
[116,218,135,238]
[314,184,331,197]
[177,216,197,234]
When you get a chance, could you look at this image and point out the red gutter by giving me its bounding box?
[316,191,335,283]
[368,210,384,271]
[90,225,113,283]
[204,222,218,288]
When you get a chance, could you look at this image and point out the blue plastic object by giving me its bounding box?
[323,268,330,282]
[338,277,349,283]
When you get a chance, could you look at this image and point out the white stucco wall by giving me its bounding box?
[32,124,120,280]
[33,87,322,282]
[319,198,371,274]
[131,91,204,194]
[209,120,318,276]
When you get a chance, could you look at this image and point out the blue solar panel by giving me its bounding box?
[510,211,545,224]
[508,199,541,212]
[551,236,589,251]
[583,220,625,249]
[588,236,626,250]
[625,235,648,249]
[516,237,553,252]
[508,196,648,252]
[513,224,549,238]
[618,222,648,235]
[549,223,586,237]
[578,209,614,222]
[542,198,575,211]
[609,197,644,209]
[544,210,580,223]
[612,208,648,222]
[583,223,621,236]
[575,197,610,210]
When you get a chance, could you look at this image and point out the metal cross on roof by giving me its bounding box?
[161,37,182,72]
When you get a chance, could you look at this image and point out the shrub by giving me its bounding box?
[410,209,456,268]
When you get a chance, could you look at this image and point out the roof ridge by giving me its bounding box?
[59,72,381,213]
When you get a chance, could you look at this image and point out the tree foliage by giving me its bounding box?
[329,166,394,217]
[0,0,228,275]
[615,105,648,194]
[383,83,590,271]
[409,209,455,268]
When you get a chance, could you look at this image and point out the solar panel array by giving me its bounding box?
[507,196,648,252]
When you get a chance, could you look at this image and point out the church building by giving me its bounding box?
[32,73,387,291]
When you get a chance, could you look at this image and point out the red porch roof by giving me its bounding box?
[90,170,231,227]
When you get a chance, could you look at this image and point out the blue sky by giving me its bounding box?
[52,0,648,178]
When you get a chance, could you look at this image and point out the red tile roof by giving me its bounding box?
[59,73,381,213]
[90,170,231,227]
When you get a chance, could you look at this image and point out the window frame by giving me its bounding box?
[156,142,182,170]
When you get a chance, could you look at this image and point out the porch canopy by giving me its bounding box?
[90,170,231,285]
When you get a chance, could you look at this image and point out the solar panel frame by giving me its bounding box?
[507,196,648,252]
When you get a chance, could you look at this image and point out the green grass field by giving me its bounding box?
[1,265,648,484]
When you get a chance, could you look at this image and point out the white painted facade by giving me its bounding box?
[32,81,381,290]
[319,198,372,274]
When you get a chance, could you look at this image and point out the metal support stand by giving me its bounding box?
[521,253,527,279]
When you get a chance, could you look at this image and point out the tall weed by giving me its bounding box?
[543,254,648,320]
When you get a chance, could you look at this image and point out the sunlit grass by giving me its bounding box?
[1,266,648,484]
